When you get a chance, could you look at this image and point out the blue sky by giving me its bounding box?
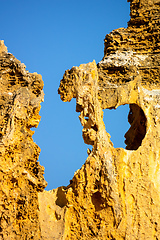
[1,0,130,190]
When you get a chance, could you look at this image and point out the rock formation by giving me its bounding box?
[0,40,47,239]
[0,0,160,239]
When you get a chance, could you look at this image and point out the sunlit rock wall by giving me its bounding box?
[44,0,160,239]
[0,40,47,239]
[0,0,160,239]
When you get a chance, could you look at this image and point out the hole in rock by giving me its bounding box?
[55,187,67,208]
[103,104,147,150]
[91,191,105,211]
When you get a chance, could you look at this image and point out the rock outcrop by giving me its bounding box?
[0,0,160,239]
[0,40,47,239]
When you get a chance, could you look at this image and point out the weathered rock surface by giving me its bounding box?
[55,0,160,239]
[0,40,47,239]
[0,0,160,239]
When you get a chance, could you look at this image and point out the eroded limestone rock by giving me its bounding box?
[40,0,160,239]
[0,40,47,239]
[0,0,160,239]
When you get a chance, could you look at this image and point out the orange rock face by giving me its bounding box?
[0,40,47,239]
[1,0,160,239]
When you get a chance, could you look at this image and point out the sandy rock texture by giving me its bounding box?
[0,0,160,239]
[52,0,160,239]
[0,40,47,239]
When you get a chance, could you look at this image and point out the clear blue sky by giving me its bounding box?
[1,0,130,190]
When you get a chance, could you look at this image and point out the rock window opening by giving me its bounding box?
[103,104,147,150]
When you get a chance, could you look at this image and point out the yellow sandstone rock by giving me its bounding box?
[1,0,160,239]
[0,40,47,239]
[55,0,160,239]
